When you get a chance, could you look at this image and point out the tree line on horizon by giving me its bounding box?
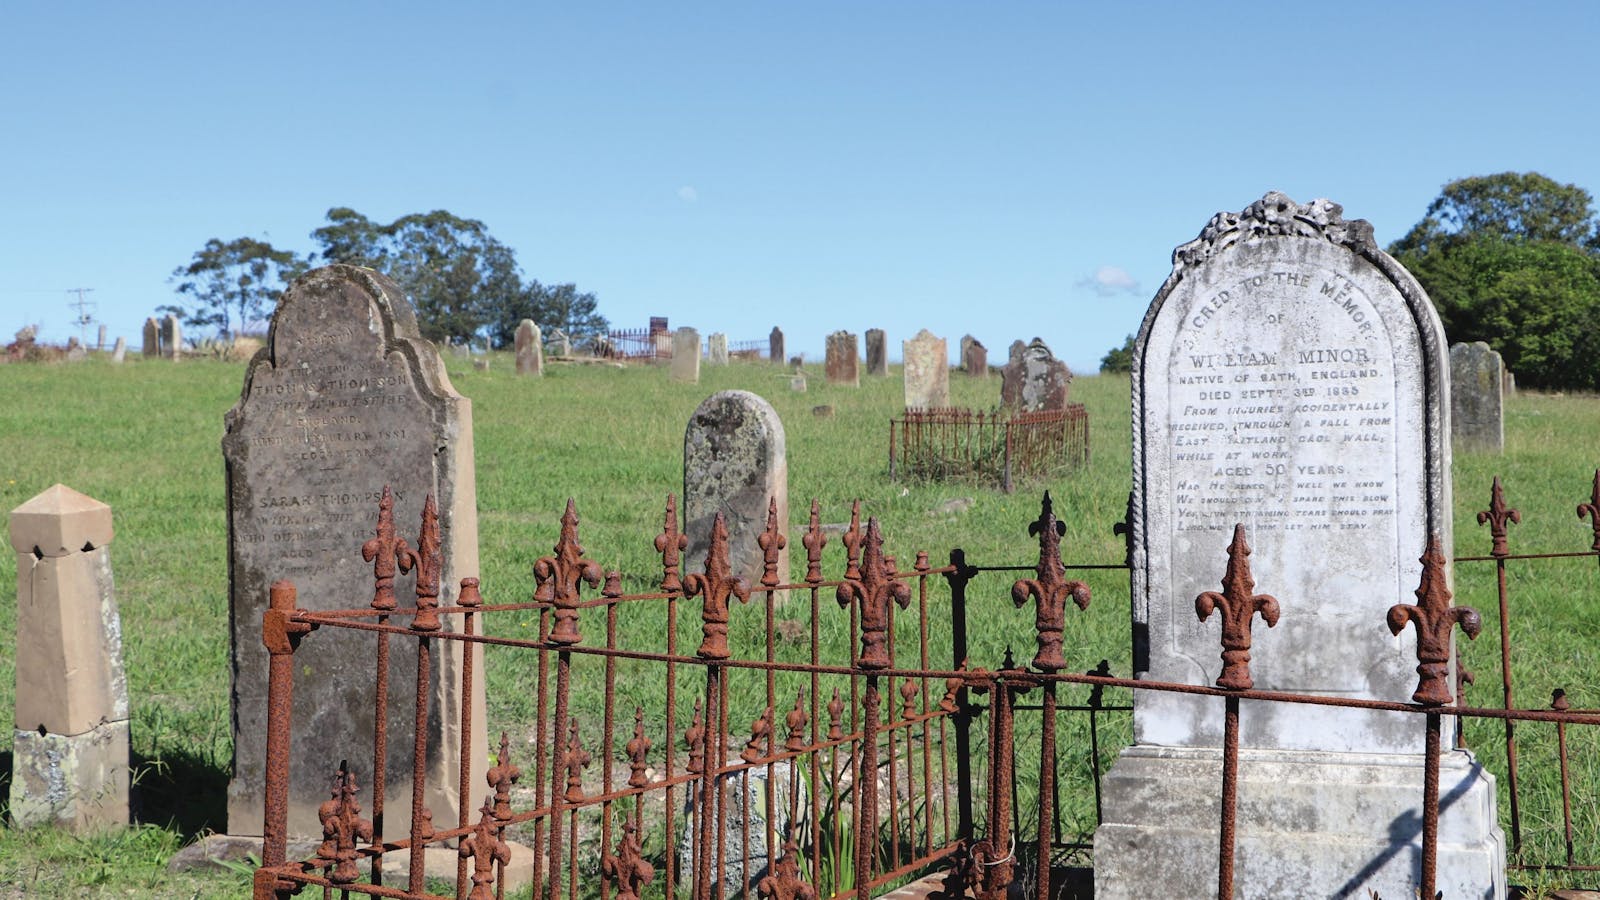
[163,208,608,348]
[1100,172,1600,391]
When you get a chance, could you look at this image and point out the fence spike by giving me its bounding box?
[759,495,787,587]
[1195,524,1279,691]
[411,494,442,631]
[1388,536,1482,705]
[802,499,827,584]
[684,511,751,659]
[1477,476,1521,558]
[837,517,910,669]
[1011,491,1091,673]
[655,494,688,592]
[361,485,416,612]
[535,499,603,645]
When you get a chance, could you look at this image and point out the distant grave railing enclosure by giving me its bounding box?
[888,405,1089,492]
[253,474,1600,899]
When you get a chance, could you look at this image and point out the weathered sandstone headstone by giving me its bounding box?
[1096,193,1504,898]
[707,332,729,366]
[66,341,87,362]
[790,374,806,392]
[824,331,858,387]
[962,337,987,378]
[1000,338,1070,411]
[222,265,485,837]
[110,337,126,364]
[1451,341,1504,453]
[514,319,543,376]
[671,328,701,383]
[546,329,571,358]
[684,390,788,594]
[902,329,949,409]
[142,318,159,357]
[864,328,887,376]
[96,325,106,351]
[9,484,129,831]
[160,314,181,360]
[769,327,784,364]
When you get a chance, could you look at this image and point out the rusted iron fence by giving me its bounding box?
[888,405,1089,492]
[729,340,766,361]
[607,329,673,361]
[253,475,1600,899]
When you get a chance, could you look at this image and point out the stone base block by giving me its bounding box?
[1094,745,1505,899]
[9,721,130,831]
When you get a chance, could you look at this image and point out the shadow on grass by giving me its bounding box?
[132,746,227,840]
[0,749,10,824]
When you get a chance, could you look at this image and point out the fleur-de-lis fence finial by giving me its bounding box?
[362,485,416,611]
[686,698,706,774]
[684,512,752,659]
[757,839,817,900]
[486,731,520,821]
[785,691,809,752]
[535,499,604,646]
[601,821,656,900]
[1579,470,1600,552]
[759,496,787,588]
[842,500,864,581]
[411,494,443,631]
[1011,491,1091,672]
[655,494,688,592]
[837,517,911,669]
[319,761,373,884]
[802,499,827,584]
[1477,476,1521,558]
[564,720,591,802]
[742,705,773,763]
[1195,524,1280,691]
[458,796,511,900]
[1387,536,1482,706]
[626,707,652,789]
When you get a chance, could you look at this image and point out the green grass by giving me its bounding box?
[0,353,1597,896]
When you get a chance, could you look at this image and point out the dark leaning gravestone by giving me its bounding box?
[223,264,486,837]
[1096,193,1504,898]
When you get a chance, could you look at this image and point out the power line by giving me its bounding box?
[66,287,96,346]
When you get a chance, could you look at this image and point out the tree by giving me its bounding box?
[311,208,528,345]
[1400,235,1600,390]
[1100,333,1135,374]
[1390,172,1598,256]
[487,280,610,348]
[166,237,306,338]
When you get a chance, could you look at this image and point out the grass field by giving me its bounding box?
[1,352,1598,897]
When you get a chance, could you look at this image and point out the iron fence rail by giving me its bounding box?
[254,474,1600,899]
[888,405,1089,492]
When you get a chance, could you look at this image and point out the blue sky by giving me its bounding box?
[4,2,1597,372]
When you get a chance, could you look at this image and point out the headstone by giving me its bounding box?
[66,342,87,363]
[546,329,572,359]
[679,761,807,898]
[789,374,806,392]
[1502,369,1516,396]
[97,325,106,351]
[707,332,730,366]
[824,330,858,387]
[683,390,788,595]
[962,337,987,378]
[222,265,485,837]
[1096,193,1504,897]
[787,355,803,369]
[67,336,80,351]
[1451,342,1504,453]
[902,329,949,409]
[1008,339,1026,367]
[110,337,126,364]
[514,319,543,376]
[959,334,975,364]
[1000,338,1071,411]
[160,314,181,360]
[671,328,701,383]
[864,328,887,376]
[142,318,159,357]
[8,484,129,831]
[769,327,784,365]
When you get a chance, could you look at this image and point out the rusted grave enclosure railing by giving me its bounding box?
[607,328,673,361]
[253,474,1600,899]
[888,405,1089,492]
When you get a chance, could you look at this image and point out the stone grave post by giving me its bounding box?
[1095,193,1504,898]
[160,314,181,360]
[962,337,987,377]
[97,325,106,351]
[824,330,859,387]
[864,328,887,376]
[1451,341,1504,453]
[902,329,949,409]
[142,318,159,357]
[8,484,129,831]
[671,327,701,382]
[222,265,485,837]
[1000,338,1071,411]
[769,327,784,364]
[110,337,127,364]
[515,319,543,376]
[708,332,729,366]
[684,390,788,597]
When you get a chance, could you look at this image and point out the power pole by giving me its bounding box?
[66,287,96,346]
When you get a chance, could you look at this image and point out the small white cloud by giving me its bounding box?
[677,185,699,203]
[1078,265,1139,296]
